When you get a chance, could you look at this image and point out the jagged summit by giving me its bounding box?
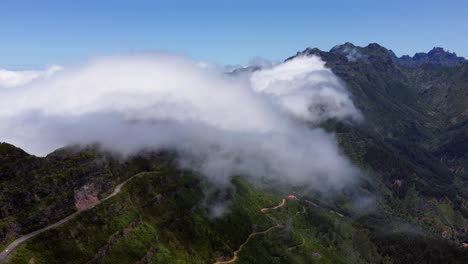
[398,47,466,67]
[292,43,466,67]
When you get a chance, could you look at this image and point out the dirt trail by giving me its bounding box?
[214,199,288,264]
[0,174,141,264]
[287,234,305,251]
[260,199,286,213]
[214,224,284,264]
[295,206,306,216]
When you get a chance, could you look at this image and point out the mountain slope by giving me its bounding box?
[290,43,468,245]
[1,43,468,263]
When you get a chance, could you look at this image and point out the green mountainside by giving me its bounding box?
[1,43,468,263]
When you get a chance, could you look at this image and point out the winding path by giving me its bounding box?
[214,199,288,264]
[214,224,284,264]
[287,234,305,251]
[260,199,286,213]
[0,174,140,264]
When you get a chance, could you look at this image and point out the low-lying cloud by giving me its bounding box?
[0,53,362,191]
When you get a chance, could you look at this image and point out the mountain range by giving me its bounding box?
[1,43,468,264]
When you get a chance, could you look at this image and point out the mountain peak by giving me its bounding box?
[366,43,387,50]
[329,42,366,62]
[428,47,446,55]
[330,42,357,52]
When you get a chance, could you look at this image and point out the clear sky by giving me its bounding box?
[1,0,467,68]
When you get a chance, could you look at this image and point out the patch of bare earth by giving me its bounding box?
[74,183,100,210]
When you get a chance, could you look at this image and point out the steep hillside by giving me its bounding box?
[1,43,468,263]
[2,151,467,264]
[289,43,468,245]
[0,143,166,246]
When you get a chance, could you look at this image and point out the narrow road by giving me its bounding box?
[0,174,140,264]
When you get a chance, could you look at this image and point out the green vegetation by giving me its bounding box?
[2,44,468,263]
[6,169,385,264]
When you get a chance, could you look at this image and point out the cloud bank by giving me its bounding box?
[0,54,361,191]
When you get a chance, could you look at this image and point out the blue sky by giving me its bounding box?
[1,0,467,68]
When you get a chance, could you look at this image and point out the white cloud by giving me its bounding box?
[0,65,62,88]
[250,55,362,123]
[0,54,361,191]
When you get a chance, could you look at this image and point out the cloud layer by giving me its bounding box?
[0,54,361,191]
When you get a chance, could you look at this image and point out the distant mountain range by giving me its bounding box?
[301,42,467,67]
[396,47,466,67]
